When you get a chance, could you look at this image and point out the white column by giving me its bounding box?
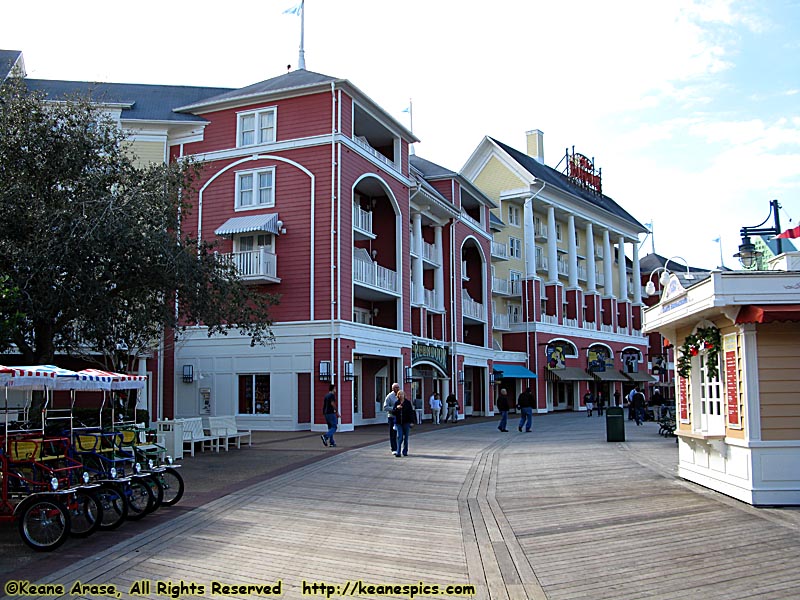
[603,230,614,298]
[567,214,578,288]
[413,213,424,305]
[434,225,445,311]
[618,235,628,301]
[523,198,536,277]
[547,206,558,283]
[632,240,642,304]
[586,222,597,293]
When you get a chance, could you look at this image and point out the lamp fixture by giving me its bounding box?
[343,361,354,381]
[182,365,194,383]
[457,370,465,385]
[404,366,414,383]
[645,256,694,297]
[319,360,332,382]
[372,307,380,317]
[734,200,782,269]
[276,219,286,235]
[489,371,495,385]
[371,249,378,260]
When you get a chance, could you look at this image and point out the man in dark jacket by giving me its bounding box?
[393,390,415,457]
[517,387,535,432]
[496,389,510,432]
[632,388,646,426]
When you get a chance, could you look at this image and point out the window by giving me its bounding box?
[238,108,276,147]
[509,270,522,295]
[238,374,270,415]
[509,237,522,259]
[237,233,274,253]
[692,352,723,434]
[507,205,521,227]
[556,222,563,242]
[508,303,522,324]
[237,168,275,209]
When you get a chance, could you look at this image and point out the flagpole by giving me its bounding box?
[718,235,724,268]
[409,98,413,134]
[298,0,306,70]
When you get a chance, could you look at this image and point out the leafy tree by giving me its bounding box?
[0,77,279,367]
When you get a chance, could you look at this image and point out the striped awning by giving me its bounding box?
[624,371,658,383]
[590,369,629,382]
[214,213,279,237]
[546,367,593,381]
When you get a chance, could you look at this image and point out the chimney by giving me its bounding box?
[526,129,544,164]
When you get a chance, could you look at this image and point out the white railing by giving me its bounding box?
[541,314,558,325]
[353,135,395,169]
[493,313,510,330]
[424,288,437,309]
[536,255,548,272]
[460,210,482,229]
[600,324,614,333]
[577,263,587,281]
[353,203,373,235]
[509,280,522,296]
[564,318,579,328]
[462,292,485,321]
[534,221,547,238]
[557,258,569,276]
[509,312,522,325]
[492,277,510,295]
[491,241,509,259]
[224,249,277,279]
[353,258,398,293]
[422,241,438,265]
[596,271,605,287]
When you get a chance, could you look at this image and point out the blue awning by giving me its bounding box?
[494,364,537,379]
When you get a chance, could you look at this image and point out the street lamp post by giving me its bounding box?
[733,199,782,269]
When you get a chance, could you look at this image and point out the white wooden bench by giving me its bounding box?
[182,417,220,456]
[203,416,252,451]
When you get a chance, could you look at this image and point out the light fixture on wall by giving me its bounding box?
[733,199,782,269]
[276,219,286,235]
[458,370,465,385]
[645,256,694,296]
[371,249,378,260]
[343,361,354,381]
[404,366,414,383]
[372,307,380,317]
[319,360,332,382]
[489,371,495,385]
[182,365,194,383]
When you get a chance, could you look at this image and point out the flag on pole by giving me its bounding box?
[283,2,302,15]
[401,107,410,113]
[776,225,800,239]
[712,237,720,243]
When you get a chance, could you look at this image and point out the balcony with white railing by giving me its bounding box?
[223,249,279,283]
[492,277,510,296]
[596,271,605,288]
[353,135,396,171]
[600,323,615,333]
[491,241,509,261]
[536,255,549,272]
[557,258,569,277]
[462,291,485,322]
[541,314,558,325]
[354,256,399,297]
[424,287,437,310]
[564,318,579,328]
[492,312,510,330]
[509,280,522,296]
[534,221,547,240]
[577,263,588,281]
[353,203,374,239]
[460,210,482,230]
[422,240,438,266]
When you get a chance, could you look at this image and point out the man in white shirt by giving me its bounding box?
[429,392,442,425]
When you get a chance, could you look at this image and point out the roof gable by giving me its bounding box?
[1,49,23,80]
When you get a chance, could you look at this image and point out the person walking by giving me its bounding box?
[383,383,400,454]
[517,387,534,432]
[429,392,442,425]
[584,390,594,417]
[321,384,338,447]
[445,393,459,423]
[393,390,414,457]
[496,388,510,432]
[596,391,605,417]
[632,388,646,426]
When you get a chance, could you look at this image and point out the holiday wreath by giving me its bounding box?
[676,325,721,380]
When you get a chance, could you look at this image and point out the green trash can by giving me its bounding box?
[606,406,625,442]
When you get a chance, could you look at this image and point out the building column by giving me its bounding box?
[617,235,628,301]
[413,213,424,305]
[603,230,614,298]
[434,225,444,311]
[524,197,536,277]
[567,214,578,289]
[547,205,558,283]
[632,240,642,304]
[586,222,597,293]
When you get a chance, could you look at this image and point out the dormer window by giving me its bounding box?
[236,167,275,210]
[238,108,276,147]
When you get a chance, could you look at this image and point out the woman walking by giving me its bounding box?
[393,390,415,457]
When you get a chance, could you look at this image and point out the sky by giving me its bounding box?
[3,0,799,271]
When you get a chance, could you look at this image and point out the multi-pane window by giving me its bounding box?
[237,234,273,253]
[238,108,276,147]
[237,168,275,209]
[238,374,270,415]
[509,237,522,259]
[507,205,521,227]
[556,222,563,242]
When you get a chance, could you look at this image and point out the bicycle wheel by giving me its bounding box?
[159,468,185,506]
[68,490,103,538]
[96,484,128,530]
[124,479,154,520]
[142,474,164,514]
[17,496,71,551]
